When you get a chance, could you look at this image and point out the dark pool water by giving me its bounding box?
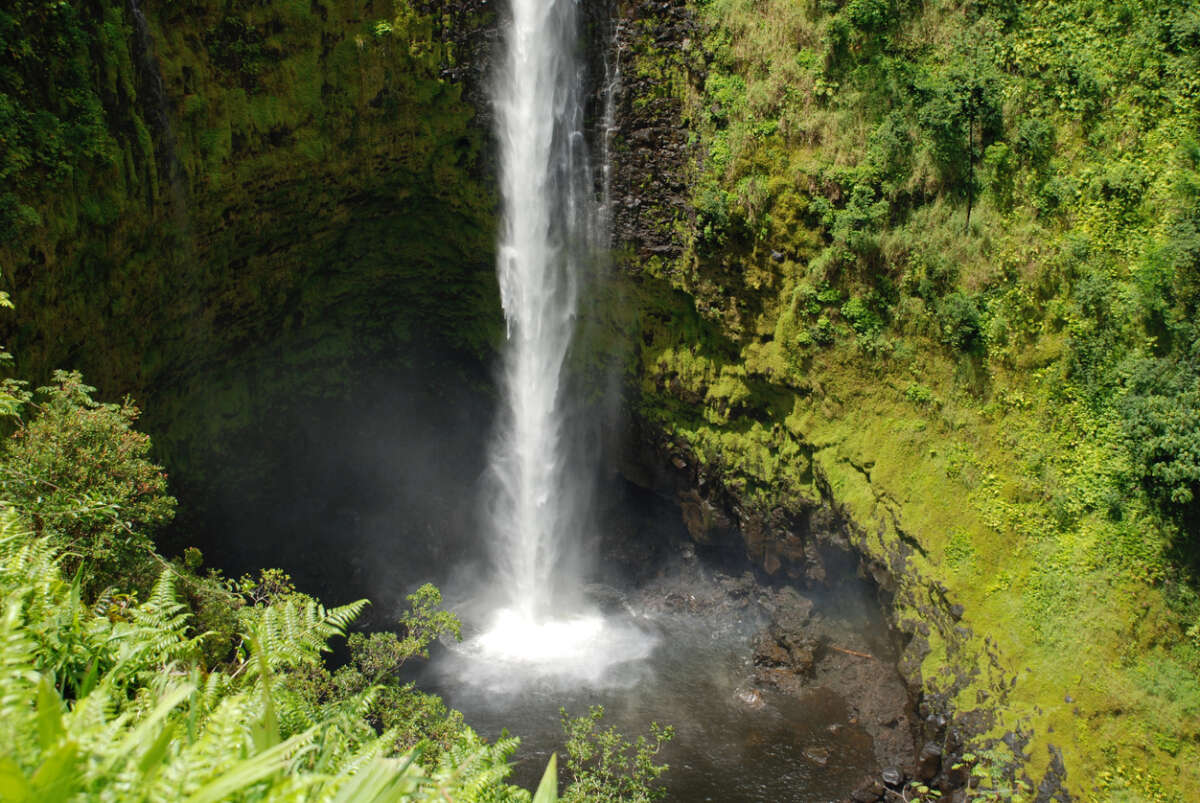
[419,593,878,802]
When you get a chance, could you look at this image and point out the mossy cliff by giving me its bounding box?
[3,0,1199,798]
[608,0,1200,799]
[0,0,501,515]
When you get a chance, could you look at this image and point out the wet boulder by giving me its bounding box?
[916,740,943,781]
[850,777,885,802]
[803,745,830,766]
[753,634,791,667]
[753,627,817,675]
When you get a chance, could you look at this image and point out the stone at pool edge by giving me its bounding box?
[849,777,886,802]
[916,740,943,781]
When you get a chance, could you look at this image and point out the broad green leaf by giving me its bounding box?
[184,729,316,803]
[137,720,176,777]
[29,741,79,803]
[532,753,557,803]
[329,751,422,803]
[107,683,194,773]
[0,757,32,802]
[36,675,64,751]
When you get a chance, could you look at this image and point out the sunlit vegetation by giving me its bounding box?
[4,0,1199,797]
[0,360,677,800]
[627,0,1200,797]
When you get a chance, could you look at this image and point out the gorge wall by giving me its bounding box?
[1,0,504,575]
[600,0,1200,800]
[3,0,1198,800]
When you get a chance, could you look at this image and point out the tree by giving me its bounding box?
[916,30,1003,228]
[0,370,176,593]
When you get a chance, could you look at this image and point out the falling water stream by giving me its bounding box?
[459,0,654,672]
[425,2,895,798]
[117,0,905,794]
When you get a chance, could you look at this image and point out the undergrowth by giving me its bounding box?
[625,0,1200,798]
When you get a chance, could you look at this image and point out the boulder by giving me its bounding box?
[916,740,943,781]
[850,778,885,802]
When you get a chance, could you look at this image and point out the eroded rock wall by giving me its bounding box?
[602,1,1073,798]
[2,0,500,402]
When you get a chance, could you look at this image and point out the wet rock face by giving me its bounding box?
[606,0,699,263]
[751,584,918,775]
[678,488,736,546]
[614,421,1020,798]
[753,627,816,675]
[619,418,834,581]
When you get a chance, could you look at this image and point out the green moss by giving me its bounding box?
[623,1,1200,794]
[0,0,501,534]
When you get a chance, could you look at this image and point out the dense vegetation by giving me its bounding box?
[622,0,1200,797]
[0,371,530,800]
[0,363,674,800]
[5,0,1200,798]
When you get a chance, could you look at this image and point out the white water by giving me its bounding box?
[463,2,653,676]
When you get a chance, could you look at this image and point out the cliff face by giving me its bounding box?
[2,0,499,401]
[1,0,506,538]
[605,0,1200,799]
[4,0,1198,798]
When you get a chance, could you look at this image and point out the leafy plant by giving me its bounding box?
[0,371,176,594]
[0,513,547,802]
[935,293,985,354]
[559,706,673,803]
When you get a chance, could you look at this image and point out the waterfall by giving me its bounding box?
[598,21,623,237]
[486,0,594,623]
[463,0,653,678]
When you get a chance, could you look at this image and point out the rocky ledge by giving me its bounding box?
[610,412,1074,802]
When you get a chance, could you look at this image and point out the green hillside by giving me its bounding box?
[624,0,1200,797]
[1,0,1198,798]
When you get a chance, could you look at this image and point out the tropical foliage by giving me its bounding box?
[0,511,551,802]
[624,0,1200,796]
[0,370,175,594]
[558,706,673,803]
[0,352,554,800]
[0,357,677,801]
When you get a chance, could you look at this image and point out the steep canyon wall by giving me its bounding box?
[3,0,1198,799]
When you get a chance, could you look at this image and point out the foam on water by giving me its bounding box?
[476,0,632,679]
[449,606,658,693]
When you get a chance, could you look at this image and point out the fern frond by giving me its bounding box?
[0,596,41,771]
[324,599,369,635]
[240,597,368,681]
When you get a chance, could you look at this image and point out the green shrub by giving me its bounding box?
[1034,172,1077,217]
[831,184,889,256]
[982,142,1015,211]
[0,371,176,593]
[1094,162,1149,211]
[1015,117,1055,168]
[811,314,836,345]
[936,292,985,353]
[1119,354,1200,511]
[863,112,914,188]
[559,706,673,803]
[841,295,885,338]
[905,383,935,406]
[846,0,897,33]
